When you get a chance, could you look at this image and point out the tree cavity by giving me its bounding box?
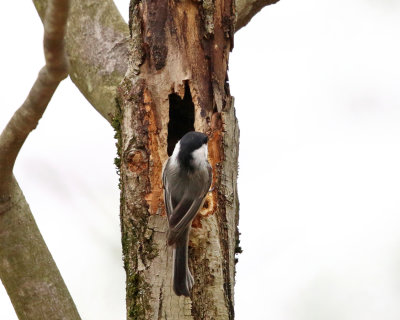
[167,81,195,156]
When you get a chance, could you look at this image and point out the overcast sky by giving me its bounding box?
[1,0,400,319]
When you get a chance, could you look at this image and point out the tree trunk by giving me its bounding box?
[116,0,239,318]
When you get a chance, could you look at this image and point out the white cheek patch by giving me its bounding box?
[170,142,181,166]
[191,144,208,168]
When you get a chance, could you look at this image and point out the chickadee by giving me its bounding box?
[162,131,212,296]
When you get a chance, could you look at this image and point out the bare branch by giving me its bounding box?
[33,0,130,123]
[0,177,81,320]
[236,0,280,31]
[0,1,81,318]
[0,0,68,185]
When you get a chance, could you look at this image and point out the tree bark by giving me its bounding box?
[117,0,239,318]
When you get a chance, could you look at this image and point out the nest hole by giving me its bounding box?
[167,81,195,155]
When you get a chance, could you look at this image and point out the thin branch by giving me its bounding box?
[0,0,81,319]
[0,0,68,187]
[235,0,280,31]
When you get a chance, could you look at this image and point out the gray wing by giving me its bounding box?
[168,165,212,245]
[162,158,174,219]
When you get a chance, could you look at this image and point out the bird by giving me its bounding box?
[162,131,212,296]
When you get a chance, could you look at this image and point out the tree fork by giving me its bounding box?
[118,0,239,318]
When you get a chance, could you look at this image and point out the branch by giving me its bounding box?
[235,0,280,31]
[0,177,81,320]
[33,0,130,123]
[0,1,68,183]
[0,0,81,318]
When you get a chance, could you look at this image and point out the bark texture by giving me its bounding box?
[33,0,130,123]
[117,0,239,318]
[0,0,81,319]
[0,177,80,320]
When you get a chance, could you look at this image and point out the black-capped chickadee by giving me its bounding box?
[162,131,212,296]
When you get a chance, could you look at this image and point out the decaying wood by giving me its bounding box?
[0,0,81,319]
[117,0,239,318]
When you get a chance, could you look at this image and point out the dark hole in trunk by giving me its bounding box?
[167,81,195,156]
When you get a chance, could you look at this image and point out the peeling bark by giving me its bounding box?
[118,0,239,318]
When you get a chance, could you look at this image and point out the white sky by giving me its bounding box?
[1,0,400,319]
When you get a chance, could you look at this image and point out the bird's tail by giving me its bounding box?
[172,229,193,297]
